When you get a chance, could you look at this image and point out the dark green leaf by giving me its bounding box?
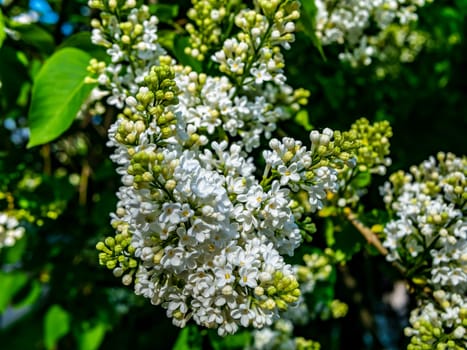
[299,0,326,60]
[172,36,202,72]
[149,4,179,23]
[27,48,96,147]
[44,305,71,350]
[332,221,365,261]
[14,24,55,55]
[0,45,29,110]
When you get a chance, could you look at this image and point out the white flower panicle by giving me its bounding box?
[381,152,466,349]
[405,290,467,350]
[0,211,25,249]
[88,0,361,335]
[87,3,166,109]
[88,0,358,335]
[315,0,433,68]
[381,152,466,292]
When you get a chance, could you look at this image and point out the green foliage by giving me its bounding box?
[13,24,55,55]
[172,36,203,72]
[294,109,313,131]
[75,322,108,350]
[44,305,71,350]
[28,48,96,147]
[173,325,203,350]
[0,9,5,48]
[298,0,325,59]
[0,271,29,312]
[150,3,180,22]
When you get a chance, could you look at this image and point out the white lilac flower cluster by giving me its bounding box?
[381,152,467,349]
[0,211,25,249]
[315,0,432,68]
[89,0,357,335]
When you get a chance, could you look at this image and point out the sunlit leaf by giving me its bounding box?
[76,322,107,350]
[44,305,71,350]
[13,280,42,309]
[27,48,96,147]
[294,109,313,131]
[0,9,6,48]
[0,272,29,312]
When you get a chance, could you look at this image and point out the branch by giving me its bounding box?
[343,207,406,275]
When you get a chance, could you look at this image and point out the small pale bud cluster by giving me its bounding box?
[318,118,392,210]
[0,211,25,249]
[349,118,392,174]
[315,0,433,68]
[96,231,137,286]
[185,0,240,61]
[381,152,466,348]
[210,0,301,89]
[249,249,348,350]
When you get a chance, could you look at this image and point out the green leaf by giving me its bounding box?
[13,280,42,309]
[149,4,179,23]
[172,36,202,72]
[173,327,190,350]
[2,236,27,264]
[44,305,71,350]
[332,221,365,261]
[14,24,55,55]
[173,326,202,350]
[158,29,176,51]
[209,330,251,350]
[0,272,29,312]
[0,45,29,110]
[299,0,326,60]
[57,32,108,61]
[294,109,313,131]
[27,48,96,147]
[324,218,335,246]
[351,171,372,188]
[76,322,107,350]
[0,9,6,49]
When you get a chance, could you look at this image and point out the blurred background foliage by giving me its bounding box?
[0,0,466,349]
